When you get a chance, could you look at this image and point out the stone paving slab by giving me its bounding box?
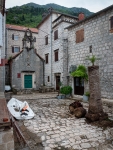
[13,93,113,150]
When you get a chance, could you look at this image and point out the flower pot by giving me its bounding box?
[57,95,62,99]
[61,95,65,99]
[83,95,89,102]
[66,94,70,98]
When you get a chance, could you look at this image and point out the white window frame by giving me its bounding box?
[12,46,20,53]
[14,34,19,40]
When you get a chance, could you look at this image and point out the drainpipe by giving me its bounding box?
[3,13,6,91]
[50,11,52,86]
[43,60,45,85]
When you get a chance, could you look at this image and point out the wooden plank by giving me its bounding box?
[0,98,11,127]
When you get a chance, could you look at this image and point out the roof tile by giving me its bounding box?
[6,24,38,33]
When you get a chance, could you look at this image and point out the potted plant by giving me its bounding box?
[83,91,90,102]
[60,86,72,98]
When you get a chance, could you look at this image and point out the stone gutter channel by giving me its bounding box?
[5,93,113,150]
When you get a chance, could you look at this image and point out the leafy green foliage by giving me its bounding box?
[86,55,100,66]
[71,65,88,81]
[6,3,93,28]
[60,86,72,95]
[6,6,45,27]
[85,91,90,96]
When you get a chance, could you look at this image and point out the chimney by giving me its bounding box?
[78,13,85,21]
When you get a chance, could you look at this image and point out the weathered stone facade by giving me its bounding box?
[10,48,44,90]
[67,6,113,98]
[37,10,78,89]
[0,2,6,92]
[5,24,38,59]
[7,29,44,90]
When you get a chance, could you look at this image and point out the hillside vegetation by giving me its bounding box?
[6,3,93,28]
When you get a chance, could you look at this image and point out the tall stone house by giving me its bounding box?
[37,8,79,90]
[0,0,6,92]
[5,24,38,59]
[5,24,38,85]
[66,5,113,99]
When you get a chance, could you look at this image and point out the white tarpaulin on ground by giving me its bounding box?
[7,98,35,120]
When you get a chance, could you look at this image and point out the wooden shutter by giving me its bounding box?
[76,29,84,43]
[55,50,58,61]
[12,34,14,40]
[12,46,14,53]
[45,54,48,64]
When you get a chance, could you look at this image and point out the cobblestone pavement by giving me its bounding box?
[13,93,113,150]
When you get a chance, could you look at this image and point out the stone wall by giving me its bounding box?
[11,48,44,90]
[37,13,59,87]
[5,29,38,59]
[0,128,14,150]
[67,9,113,98]
[0,13,5,92]
[37,12,77,89]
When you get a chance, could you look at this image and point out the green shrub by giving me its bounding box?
[71,65,88,81]
[60,86,72,95]
[85,91,90,96]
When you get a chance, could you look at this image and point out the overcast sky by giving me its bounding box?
[6,0,113,12]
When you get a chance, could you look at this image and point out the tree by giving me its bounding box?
[85,56,108,121]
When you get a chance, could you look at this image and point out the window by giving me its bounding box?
[45,36,48,45]
[54,49,59,62]
[48,76,50,82]
[17,73,21,78]
[110,16,113,30]
[45,54,49,64]
[12,46,20,53]
[12,34,19,40]
[89,45,92,53]
[54,30,58,40]
[76,29,84,43]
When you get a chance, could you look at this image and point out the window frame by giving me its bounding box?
[54,49,59,62]
[45,53,49,64]
[45,36,48,45]
[54,30,58,40]
[12,46,20,53]
[12,34,19,40]
[109,15,113,33]
[48,76,50,82]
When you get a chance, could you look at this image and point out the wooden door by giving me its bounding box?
[56,76,60,90]
[74,77,84,95]
[24,75,32,88]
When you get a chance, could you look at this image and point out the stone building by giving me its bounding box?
[0,0,6,92]
[5,24,38,85]
[66,5,113,99]
[37,8,78,90]
[8,29,44,90]
[5,24,38,59]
